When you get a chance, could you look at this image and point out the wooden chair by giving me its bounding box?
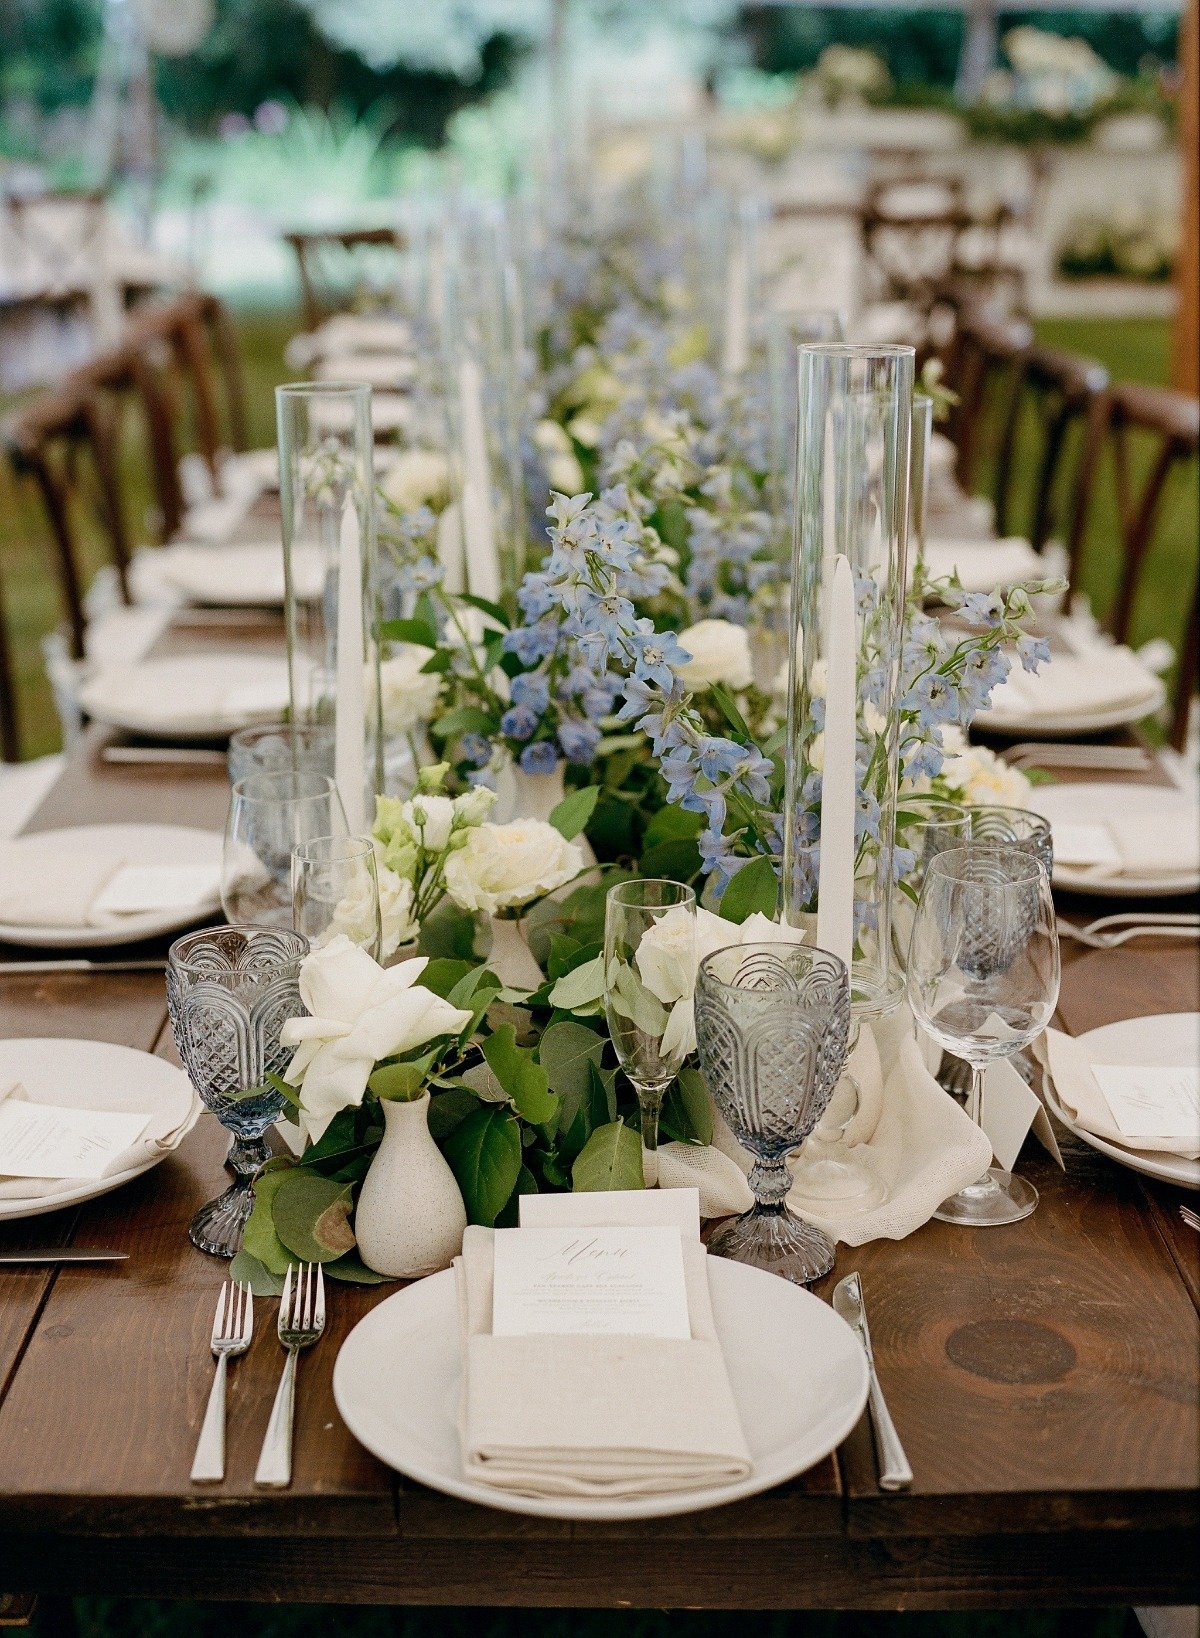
[943,306,1034,495]
[284,227,407,332]
[991,343,1110,562]
[0,550,19,762]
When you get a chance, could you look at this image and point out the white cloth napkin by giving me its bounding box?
[154,543,323,607]
[313,352,417,390]
[922,536,1045,593]
[0,847,217,928]
[1034,1029,1200,1159]
[1034,784,1200,880]
[984,643,1163,724]
[313,314,411,355]
[657,1140,754,1218]
[309,392,412,436]
[0,1078,201,1199]
[81,659,290,731]
[711,1033,993,1246]
[455,1223,751,1499]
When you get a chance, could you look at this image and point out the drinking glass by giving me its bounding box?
[695,941,851,1284]
[906,843,1060,1226]
[968,805,1054,879]
[893,795,971,966]
[292,833,381,960]
[228,722,335,788]
[222,770,347,927]
[166,925,308,1256]
[603,880,696,1186]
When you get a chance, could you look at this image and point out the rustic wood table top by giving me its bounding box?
[0,612,1196,1612]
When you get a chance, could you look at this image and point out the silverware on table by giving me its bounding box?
[1059,913,1200,951]
[832,1271,913,1493]
[254,1261,325,1489]
[0,959,168,976]
[0,1247,129,1265]
[1003,742,1153,773]
[192,1279,254,1484]
[102,746,228,767]
[937,1054,972,1099]
[1180,1205,1200,1233]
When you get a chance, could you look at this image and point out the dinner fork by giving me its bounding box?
[254,1261,325,1489]
[191,1279,253,1484]
[1180,1205,1200,1233]
[1003,742,1153,773]
[1059,913,1200,950]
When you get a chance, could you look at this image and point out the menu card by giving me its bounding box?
[491,1224,692,1340]
[1091,1063,1200,1142]
[0,1095,150,1180]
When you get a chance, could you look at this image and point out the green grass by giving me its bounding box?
[1,316,1196,761]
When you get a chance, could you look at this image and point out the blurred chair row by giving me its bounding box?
[0,289,247,762]
[937,298,1199,749]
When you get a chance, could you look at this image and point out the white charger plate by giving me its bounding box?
[0,823,221,948]
[333,1257,870,1521]
[1043,1012,1200,1191]
[79,654,290,740]
[0,1037,199,1221]
[1031,781,1200,898]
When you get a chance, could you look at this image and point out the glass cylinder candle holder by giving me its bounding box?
[910,392,934,580]
[276,383,383,836]
[782,343,915,1022]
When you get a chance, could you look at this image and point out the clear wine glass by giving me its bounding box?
[292,833,381,959]
[892,795,971,969]
[906,842,1060,1226]
[166,924,308,1256]
[222,770,347,927]
[695,941,851,1285]
[603,879,696,1186]
[228,722,335,788]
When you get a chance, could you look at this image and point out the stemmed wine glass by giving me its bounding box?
[603,880,695,1186]
[906,842,1060,1226]
[292,834,382,959]
[695,941,850,1284]
[222,770,347,926]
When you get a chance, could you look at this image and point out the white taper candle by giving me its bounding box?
[816,552,856,975]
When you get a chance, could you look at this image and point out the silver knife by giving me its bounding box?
[0,1248,129,1265]
[832,1271,913,1491]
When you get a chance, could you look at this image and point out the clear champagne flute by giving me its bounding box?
[222,770,347,927]
[603,879,696,1186]
[292,833,381,960]
[906,842,1060,1226]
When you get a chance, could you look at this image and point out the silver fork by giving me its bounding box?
[254,1262,325,1489]
[191,1279,253,1483]
[1003,741,1153,773]
[1180,1205,1200,1233]
[1059,912,1200,950]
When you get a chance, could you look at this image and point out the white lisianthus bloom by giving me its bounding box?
[373,853,418,958]
[444,820,584,916]
[379,645,440,736]
[676,619,754,692]
[452,784,496,827]
[280,936,473,1143]
[405,793,456,853]
[379,448,450,513]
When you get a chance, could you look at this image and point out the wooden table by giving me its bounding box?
[0,617,1197,1612]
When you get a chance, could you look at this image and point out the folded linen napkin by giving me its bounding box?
[313,314,412,356]
[983,643,1162,724]
[1034,1029,1200,1159]
[0,846,218,928]
[156,544,323,607]
[922,536,1045,593]
[1060,807,1200,878]
[183,484,264,546]
[81,659,290,731]
[0,1078,202,1199]
[710,1033,993,1246]
[455,1223,752,1499]
[312,352,417,391]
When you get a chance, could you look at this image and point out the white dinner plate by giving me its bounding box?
[79,653,290,740]
[1043,1012,1200,1191]
[0,1038,200,1221]
[1031,781,1200,898]
[0,823,221,948]
[154,543,323,608]
[978,648,1165,738]
[333,1256,870,1521]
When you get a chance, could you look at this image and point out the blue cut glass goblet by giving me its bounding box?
[695,941,851,1285]
[166,924,308,1257]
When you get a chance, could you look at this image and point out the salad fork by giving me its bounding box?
[255,1262,326,1489]
[191,1279,253,1483]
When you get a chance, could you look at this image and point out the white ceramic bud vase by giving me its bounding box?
[354,1093,467,1279]
[486,915,545,993]
[492,759,597,871]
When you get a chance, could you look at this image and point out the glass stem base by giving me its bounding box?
[933,1166,1038,1227]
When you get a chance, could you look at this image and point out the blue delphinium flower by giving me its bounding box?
[519,740,560,777]
[500,704,538,742]
[460,733,493,768]
[510,672,550,715]
[558,719,601,764]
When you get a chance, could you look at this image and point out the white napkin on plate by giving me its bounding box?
[313,353,416,390]
[455,1223,751,1499]
[155,544,322,606]
[922,536,1045,593]
[0,848,217,928]
[710,1033,993,1246]
[0,1078,201,1199]
[1034,1029,1200,1159]
[314,314,411,355]
[984,644,1163,724]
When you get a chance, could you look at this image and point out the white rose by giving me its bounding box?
[280,936,473,1142]
[380,448,450,513]
[379,645,440,736]
[444,820,584,916]
[677,619,754,692]
[945,745,1033,808]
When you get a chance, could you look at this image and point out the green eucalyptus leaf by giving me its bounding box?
[639,838,702,883]
[368,1055,434,1102]
[243,1166,293,1275]
[482,1025,559,1125]
[571,1119,645,1193]
[426,1085,482,1143]
[538,1018,605,1107]
[460,1060,510,1104]
[642,803,704,848]
[272,1171,356,1263]
[718,855,779,924]
[417,901,478,960]
[323,1252,392,1285]
[661,1065,714,1145]
[547,952,606,1011]
[380,615,438,648]
[264,1069,300,1110]
[431,705,495,743]
[549,783,600,841]
[229,1248,286,1296]
[419,958,477,1000]
[495,1163,539,1228]
[443,1106,522,1226]
[606,959,669,1036]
